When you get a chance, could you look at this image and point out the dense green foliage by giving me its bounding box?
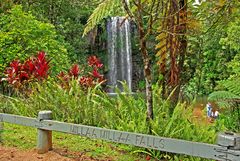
[0,0,240,159]
[0,0,99,63]
[0,5,70,75]
[207,3,240,132]
[18,0,98,62]
[0,81,217,160]
[184,0,240,97]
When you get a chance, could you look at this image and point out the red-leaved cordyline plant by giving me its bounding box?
[57,71,70,89]
[88,55,103,68]
[58,55,105,90]
[69,64,80,78]
[33,51,50,79]
[79,76,93,87]
[2,51,50,91]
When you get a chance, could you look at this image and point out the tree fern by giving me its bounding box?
[155,0,181,86]
[208,79,240,108]
[83,0,121,36]
[208,91,239,102]
[222,79,240,96]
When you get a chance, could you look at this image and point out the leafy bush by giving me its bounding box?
[0,82,218,160]
[0,5,70,76]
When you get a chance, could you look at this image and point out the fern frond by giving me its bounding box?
[209,78,240,108]
[83,0,121,36]
[208,91,240,101]
[216,101,232,109]
[222,79,240,96]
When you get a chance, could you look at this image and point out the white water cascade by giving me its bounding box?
[107,17,132,92]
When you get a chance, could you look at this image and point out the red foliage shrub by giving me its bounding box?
[57,71,70,88]
[88,55,103,68]
[58,55,105,89]
[2,51,50,89]
[79,76,94,87]
[2,53,105,92]
[69,64,80,78]
[33,51,50,79]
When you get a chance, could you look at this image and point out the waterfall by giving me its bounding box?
[107,17,132,92]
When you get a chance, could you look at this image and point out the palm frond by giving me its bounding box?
[83,0,121,36]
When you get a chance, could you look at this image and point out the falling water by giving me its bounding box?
[107,17,132,92]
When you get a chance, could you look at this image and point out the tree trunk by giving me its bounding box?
[135,0,153,120]
[142,43,153,121]
[138,27,153,120]
[140,36,153,120]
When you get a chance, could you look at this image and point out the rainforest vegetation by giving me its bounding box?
[0,0,239,160]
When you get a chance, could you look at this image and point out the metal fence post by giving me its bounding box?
[217,132,240,160]
[37,111,52,154]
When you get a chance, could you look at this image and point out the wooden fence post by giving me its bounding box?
[37,111,52,154]
[217,131,240,160]
[218,132,240,150]
[0,116,3,143]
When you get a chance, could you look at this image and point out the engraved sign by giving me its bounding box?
[68,124,165,150]
[0,114,3,142]
[0,114,3,122]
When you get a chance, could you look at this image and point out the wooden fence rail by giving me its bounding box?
[0,111,240,161]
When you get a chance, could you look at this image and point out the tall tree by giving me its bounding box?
[123,0,161,120]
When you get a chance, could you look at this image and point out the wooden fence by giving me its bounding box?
[0,111,240,161]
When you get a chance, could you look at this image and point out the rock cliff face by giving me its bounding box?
[132,51,144,91]
[130,21,144,92]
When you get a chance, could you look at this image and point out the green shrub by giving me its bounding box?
[0,81,218,160]
[0,5,70,76]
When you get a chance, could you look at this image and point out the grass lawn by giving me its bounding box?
[0,123,149,161]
